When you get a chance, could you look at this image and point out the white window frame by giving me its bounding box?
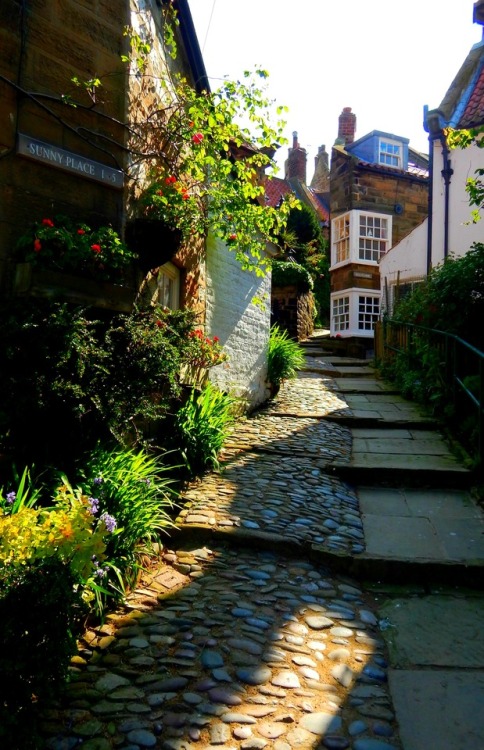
[358,214,389,262]
[330,288,381,338]
[332,214,350,265]
[357,294,380,332]
[157,261,180,310]
[331,210,392,269]
[332,295,350,332]
[379,138,402,169]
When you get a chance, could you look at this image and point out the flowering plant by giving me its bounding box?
[186,329,227,368]
[16,215,137,281]
[0,481,116,597]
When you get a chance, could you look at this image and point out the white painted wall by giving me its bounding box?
[205,234,271,411]
[380,138,484,314]
[431,139,484,263]
[379,218,428,312]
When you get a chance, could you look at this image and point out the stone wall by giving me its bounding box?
[0,0,129,291]
[205,235,272,411]
[0,0,206,312]
[330,148,428,244]
[272,284,314,341]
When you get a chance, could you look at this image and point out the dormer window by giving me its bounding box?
[379,139,402,168]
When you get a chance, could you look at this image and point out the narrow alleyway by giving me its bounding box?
[40,332,484,750]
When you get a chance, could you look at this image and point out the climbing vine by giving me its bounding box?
[62,5,297,273]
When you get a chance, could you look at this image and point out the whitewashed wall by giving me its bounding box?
[205,234,271,411]
[431,139,484,263]
[379,219,428,282]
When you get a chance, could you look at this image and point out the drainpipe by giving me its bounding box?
[424,108,453,273]
[426,130,435,275]
[439,133,454,261]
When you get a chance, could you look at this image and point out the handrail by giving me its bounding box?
[378,318,484,468]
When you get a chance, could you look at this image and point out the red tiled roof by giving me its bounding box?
[263,176,292,207]
[307,189,330,223]
[458,63,484,128]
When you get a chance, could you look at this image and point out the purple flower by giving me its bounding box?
[6,491,16,505]
[93,477,103,485]
[95,567,107,578]
[100,512,117,533]
[87,497,99,515]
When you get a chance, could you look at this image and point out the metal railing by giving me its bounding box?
[376,319,484,468]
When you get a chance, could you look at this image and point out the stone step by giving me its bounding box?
[333,378,399,393]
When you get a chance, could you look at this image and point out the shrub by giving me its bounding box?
[271,260,313,291]
[0,300,227,466]
[267,324,305,396]
[0,476,113,742]
[174,383,238,474]
[0,559,83,748]
[394,242,484,350]
[79,445,178,593]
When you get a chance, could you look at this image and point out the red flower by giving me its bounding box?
[213,336,219,343]
[77,228,86,235]
[156,189,164,196]
[33,238,42,252]
[182,192,190,201]
[228,233,237,242]
[165,176,177,185]
[155,320,163,328]
[42,218,54,227]
[192,132,204,145]
[91,244,101,254]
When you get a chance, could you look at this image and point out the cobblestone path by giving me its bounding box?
[39,358,406,750]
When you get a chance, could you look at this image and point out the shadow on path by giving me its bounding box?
[38,375,401,750]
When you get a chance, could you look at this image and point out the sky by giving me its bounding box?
[189,0,483,181]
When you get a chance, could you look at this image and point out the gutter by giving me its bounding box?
[170,0,210,93]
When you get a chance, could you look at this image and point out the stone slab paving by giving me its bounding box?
[177,453,365,556]
[223,414,352,465]
[333,380,398,394]
[302,359,375,379]
[40,545,402,750]
[338,396,436,425]
[376,593,484,749]
[357,487,484,563]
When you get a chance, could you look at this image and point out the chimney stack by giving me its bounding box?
[285,130,307,183]
[338,107,356,146]
[310,145,330,192]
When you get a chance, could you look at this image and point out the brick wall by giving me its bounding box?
[271,285,314,341]
[205,235,271,410]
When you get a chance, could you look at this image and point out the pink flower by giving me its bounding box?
[192,132,204,145]
[91,244,101,254]
[34,238,42,252]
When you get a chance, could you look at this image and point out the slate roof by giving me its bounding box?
[437,40,484,129]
